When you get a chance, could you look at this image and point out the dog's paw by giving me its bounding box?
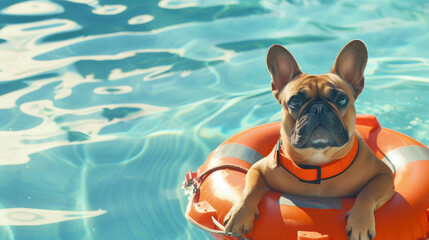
[224,202,259,236]
[345,207,376,240]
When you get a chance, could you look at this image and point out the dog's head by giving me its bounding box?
[267,40,367,163]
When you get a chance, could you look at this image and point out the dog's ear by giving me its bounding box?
[267,44,301,102]
[330,40,368,98]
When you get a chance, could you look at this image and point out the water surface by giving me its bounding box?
[0,0,428,239]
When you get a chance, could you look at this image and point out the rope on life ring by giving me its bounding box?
[183,163,250,239]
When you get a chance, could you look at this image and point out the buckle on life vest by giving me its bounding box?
[183,171,200,193]
[298,164,322,184]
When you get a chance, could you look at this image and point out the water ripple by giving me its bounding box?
[91,5,127,15]
[93,86,133,95]
[159,0,239,9]
[0,208,106,226]
[0,100,168,165]
[128,15,154,25]
[1,1,64,16]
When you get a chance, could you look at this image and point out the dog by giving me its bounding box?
[224,40,394,240]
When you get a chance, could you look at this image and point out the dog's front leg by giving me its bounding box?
[346,173,394,240]
[224,164,270,236]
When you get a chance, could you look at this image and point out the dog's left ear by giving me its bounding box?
[331,40,368,98]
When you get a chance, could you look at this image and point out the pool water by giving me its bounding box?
[0,0,427,239]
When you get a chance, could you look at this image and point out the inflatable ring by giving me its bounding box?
[183,114,429,240]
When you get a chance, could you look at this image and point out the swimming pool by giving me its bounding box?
[0,0,427,239]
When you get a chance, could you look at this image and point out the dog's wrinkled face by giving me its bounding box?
[267,40,368,157]
[283,74,354,149]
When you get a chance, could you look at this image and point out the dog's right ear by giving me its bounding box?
[267,45,302,102]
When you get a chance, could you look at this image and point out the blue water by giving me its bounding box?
[0,0,427,239]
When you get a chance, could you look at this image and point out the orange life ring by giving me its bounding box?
[183,114,429,240]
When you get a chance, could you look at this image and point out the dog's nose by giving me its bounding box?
[309,102,329,114]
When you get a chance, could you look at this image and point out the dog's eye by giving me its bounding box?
[336,95,348,107]
[288,96,300,109]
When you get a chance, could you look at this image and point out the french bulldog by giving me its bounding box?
[224,40,394,240]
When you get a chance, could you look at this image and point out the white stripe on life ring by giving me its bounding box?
[382,145,429,173]
[211,143,264,165]
[278,193,342,209]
